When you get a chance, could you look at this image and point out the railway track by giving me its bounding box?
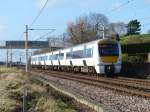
[31,69,150,98]
[118,77,150,86]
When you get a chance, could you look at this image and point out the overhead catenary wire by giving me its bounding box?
[35,29,56,41]
[17,0,49,40]
[29,0,49,28]
[105,0,134,15]
[104,0,150,31]
[18,32,25,40]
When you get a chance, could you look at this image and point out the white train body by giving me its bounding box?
[31,38,122,74]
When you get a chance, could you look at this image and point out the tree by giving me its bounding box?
[127,19,141,35]
[108,22,127,36]
[67,13,109,44]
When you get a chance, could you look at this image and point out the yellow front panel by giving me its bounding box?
[101,56,118,63]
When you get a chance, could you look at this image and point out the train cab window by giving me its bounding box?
[99,43,119,56]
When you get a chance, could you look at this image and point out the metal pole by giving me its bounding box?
[10,45,12,67]
[102,25,105,39]
[23,88,27,112]
[10,49,12,67]
[23,25,28,112]
[6,48,8,67]
[25,25,28,73]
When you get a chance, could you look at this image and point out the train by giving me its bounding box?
[31,38,122,76]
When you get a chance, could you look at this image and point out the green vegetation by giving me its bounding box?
[0,66,19,74]
[120,34,150,55]
[122,54,144,64]
[126,19,141,35]
[120,34,150,44]
[121,34,149,63]
[0,67,78,112]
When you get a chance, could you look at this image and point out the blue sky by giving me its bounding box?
[0,0,150,41]
[0,0,150,61]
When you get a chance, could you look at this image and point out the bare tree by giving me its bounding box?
[67,13,109,44]
[67,13,127,45]
[108,22,127,36]
[88,13,109,32]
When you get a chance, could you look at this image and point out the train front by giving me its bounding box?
[96,39,122,74]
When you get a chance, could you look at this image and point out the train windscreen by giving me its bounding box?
[99,43,119,56]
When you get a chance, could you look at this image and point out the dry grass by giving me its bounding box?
[32,97,77,112]
[0,67,78,112]
[0,67,19,74]
[0,70,22,112]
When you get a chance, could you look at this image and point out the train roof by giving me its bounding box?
[31,38,117,57]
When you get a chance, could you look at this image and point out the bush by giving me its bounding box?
[122,54,144,63]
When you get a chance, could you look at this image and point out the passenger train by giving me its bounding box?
[31,38,122,75]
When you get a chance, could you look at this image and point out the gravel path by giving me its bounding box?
[47,75,150,112]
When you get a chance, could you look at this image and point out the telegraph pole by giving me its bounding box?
[25,25,28,73]
[23,25,28,112]
[6,48,8,67]
[10,45,12,67]
[10,49,13,67]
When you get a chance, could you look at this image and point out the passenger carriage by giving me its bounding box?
[31,38,122,75]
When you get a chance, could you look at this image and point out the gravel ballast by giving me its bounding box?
[45,75,150,112]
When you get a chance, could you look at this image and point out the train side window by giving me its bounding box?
[66,52,72,59]
[49,55,51,60]
[51,55,54,60]
[53,55,56,60]
[42,56,44,61]
[59,53,64,60]
[86,48,93,58]
[38,57,41,61]
[72,50,83,59]
[32,57,36,61]
[55,54,59,60]
[41,56,44,61]
[51,54,58,60]
[44,56,47,61]
[34,57,37,61]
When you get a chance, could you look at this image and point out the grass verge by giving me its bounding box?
[0,67,94,112]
